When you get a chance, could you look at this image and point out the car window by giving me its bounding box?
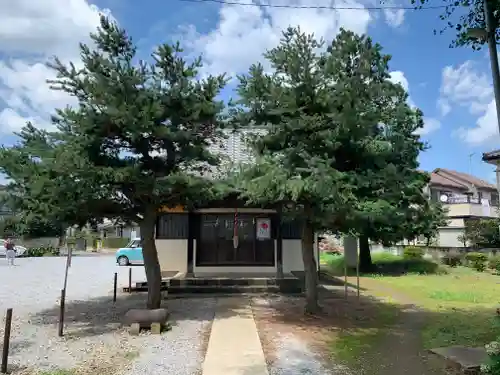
[130,240,142,248]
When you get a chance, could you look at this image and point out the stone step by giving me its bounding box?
[429,346,487,374]
[124,284,283,294]
[123,278,303,294]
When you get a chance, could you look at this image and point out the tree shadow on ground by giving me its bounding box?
[30,292,220,339]
[251,286,498,375]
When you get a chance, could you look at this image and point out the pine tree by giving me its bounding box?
[232,27,427,312]
[1,17,227,309]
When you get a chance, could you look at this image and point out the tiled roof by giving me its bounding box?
[429,172,467,189]
[430,168,497,191]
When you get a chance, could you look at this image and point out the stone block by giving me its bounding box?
[429,346,487,373]
[124,308,169,329]
[129,323,140,336]
[151,322,162,334]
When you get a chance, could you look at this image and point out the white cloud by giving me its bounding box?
[381,0,406,28]
[180,0,372,78]
[440,60,500,145]
[439,61,492,115]
[0,0,112,135]
[389,70,440,135]
[389,70,409,92]
[419,118,441,135]
[458,99,499,145]
[384,9,405,27]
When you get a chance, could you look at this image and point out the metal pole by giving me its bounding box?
[113,272,118,303]
[484,0,500,133]
[58,289,66,337]
[468,153,475,176]
[356,246,360,299]
[128,267,132,294]
[1,308,12,374]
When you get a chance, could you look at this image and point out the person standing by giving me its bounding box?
[5,238,16,266]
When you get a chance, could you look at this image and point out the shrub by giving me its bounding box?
[402,246,425,260]
[481,339,500,375]
[441,253,462,267]
[25,246,59,257]
[489,256,500,272]
[25,247,45,257]
[405,259,441,274]
[373,253,441,275]
[465,252,488,272]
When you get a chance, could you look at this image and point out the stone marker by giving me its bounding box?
[429,346,487,373]
[124,308,169,329]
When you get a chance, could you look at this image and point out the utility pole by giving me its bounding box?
[484,0,500,133]
[468,0,500,133]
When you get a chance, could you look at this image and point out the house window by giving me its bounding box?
[156,214,189,239]
[116,227,124,237]
[492,192,499,206]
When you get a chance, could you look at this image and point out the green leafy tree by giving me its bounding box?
[1,17,226,309]
[231,27,427,312]
[0,123,107,244]
[461,218,500,247]
[358,190,449,264]
[410,0,500,49]
[410,201,449,246]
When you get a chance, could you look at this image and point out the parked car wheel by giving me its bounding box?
[117,256,129,266]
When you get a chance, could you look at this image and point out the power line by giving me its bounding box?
[176,0,447,11]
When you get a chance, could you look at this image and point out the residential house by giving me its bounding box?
[98,219,140,240]
[427,168,499,247]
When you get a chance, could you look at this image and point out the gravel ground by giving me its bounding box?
[268,333,346,375]
[0,256,215,375]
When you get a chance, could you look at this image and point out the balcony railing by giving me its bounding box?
[446,195,481,204]
[442,194,499,206]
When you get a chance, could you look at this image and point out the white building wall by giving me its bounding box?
[437,227,465,247]
[156,239,189,275]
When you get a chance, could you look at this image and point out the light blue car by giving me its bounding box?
[115,238,143,266]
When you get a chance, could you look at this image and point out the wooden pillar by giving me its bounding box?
[187,212,195,276]
[276,208,283,278]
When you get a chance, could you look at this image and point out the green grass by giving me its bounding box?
[322,252,500,363]
[363,266,500,348]
[332,328,383,363]
[329,289,402,365]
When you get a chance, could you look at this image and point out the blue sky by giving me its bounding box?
[0,0,498,183]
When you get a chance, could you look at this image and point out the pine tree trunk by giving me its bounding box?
[140,210,162,310]
[358,234,373,273]
[301,217,320,314]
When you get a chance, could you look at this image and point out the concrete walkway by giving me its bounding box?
[202,297,269,375]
